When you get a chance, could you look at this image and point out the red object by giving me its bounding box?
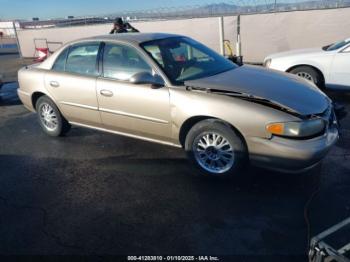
[174,54,186,62]
[34,47,49,62]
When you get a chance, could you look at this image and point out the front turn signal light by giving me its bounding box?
[266,119,325,138]
[266,123,285,135]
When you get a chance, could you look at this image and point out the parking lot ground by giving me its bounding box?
[0,57,349,260]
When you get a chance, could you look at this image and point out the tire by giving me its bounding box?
[35,96,71,137]
[290,66,323,88]
[184,119,248,178]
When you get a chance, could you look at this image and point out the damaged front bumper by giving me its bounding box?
[247,125,339,173]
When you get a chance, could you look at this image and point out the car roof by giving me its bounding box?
[38,33,184,71]
[87,33,183,44]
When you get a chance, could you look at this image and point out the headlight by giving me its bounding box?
[264,59,272,68]
[266,119,326,138]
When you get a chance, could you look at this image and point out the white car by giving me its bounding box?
[264,38,350,90]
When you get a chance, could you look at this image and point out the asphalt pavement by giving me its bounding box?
[0,76,349,260]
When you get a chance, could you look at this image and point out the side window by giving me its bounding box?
[52,47,69,72]
[65,43,100,76]
[103,43,152,81]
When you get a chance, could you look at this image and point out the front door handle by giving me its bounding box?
[100,89,114,97]
[50,81,60,88]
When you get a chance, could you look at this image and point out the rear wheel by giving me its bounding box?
[290,66,323,88]
[36,96,71,137]
[185,119,247,178]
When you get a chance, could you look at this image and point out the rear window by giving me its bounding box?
[65,43,100,76]
[52,48,69,72]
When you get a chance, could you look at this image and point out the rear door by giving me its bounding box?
[329,45,350,88]
[44,42,102,126]
[96,42,172,142]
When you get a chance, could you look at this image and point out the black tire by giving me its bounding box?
[185,119,248,178]
[290,66,323,88]
[35,96,71,137]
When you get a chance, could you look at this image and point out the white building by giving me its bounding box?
[0,21,18,37]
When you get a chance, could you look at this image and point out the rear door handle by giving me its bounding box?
[100,90,114,97]
[50,81,59,88]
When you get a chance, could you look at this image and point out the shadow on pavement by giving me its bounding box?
[0,153,322,257]
[0,82,22,106]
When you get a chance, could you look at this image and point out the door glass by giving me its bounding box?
[103,43,152,81]
[52,47,69,72]
[65,43,100,76]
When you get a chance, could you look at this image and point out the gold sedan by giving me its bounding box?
[17,33,338,178]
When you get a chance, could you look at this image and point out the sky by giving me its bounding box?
[0,0,322,20]
[0,0,222,20]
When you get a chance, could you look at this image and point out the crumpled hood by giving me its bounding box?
[185,65,329,116]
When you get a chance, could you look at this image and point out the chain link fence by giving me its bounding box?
[4,0,350,58]
[14,0,350,29]
[0,22,18,53]
[106,0,350,20]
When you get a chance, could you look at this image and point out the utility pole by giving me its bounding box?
[13,21,22,58]
[236,14,243,65]
[219,17,225,56]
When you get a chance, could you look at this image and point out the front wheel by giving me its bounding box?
[290,66,323,88]
[185,119,248,178]
[36,96,71,137]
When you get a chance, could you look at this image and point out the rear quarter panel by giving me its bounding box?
[18,66,51,111]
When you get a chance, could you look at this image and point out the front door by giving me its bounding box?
[96,42,172,142]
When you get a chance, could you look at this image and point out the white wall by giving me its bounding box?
[17,17,227,58]
[16,7,350,62]
[241,7,350,62]
[0,21,15,36]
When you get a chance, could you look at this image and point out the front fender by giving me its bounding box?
[170,88,299,144]
[270,55,334,83]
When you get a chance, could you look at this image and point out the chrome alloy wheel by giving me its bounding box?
[40,103,58,131]
[296,71,314,83]
[193,132,235,174]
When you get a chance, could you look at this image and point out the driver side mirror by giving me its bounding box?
[130,72,165,88]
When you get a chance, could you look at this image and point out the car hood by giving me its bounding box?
[185,65,329,116]
[266,48,324,60]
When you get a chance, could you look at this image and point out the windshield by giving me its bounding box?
[323,39,350,51]
[141,37,237,85]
